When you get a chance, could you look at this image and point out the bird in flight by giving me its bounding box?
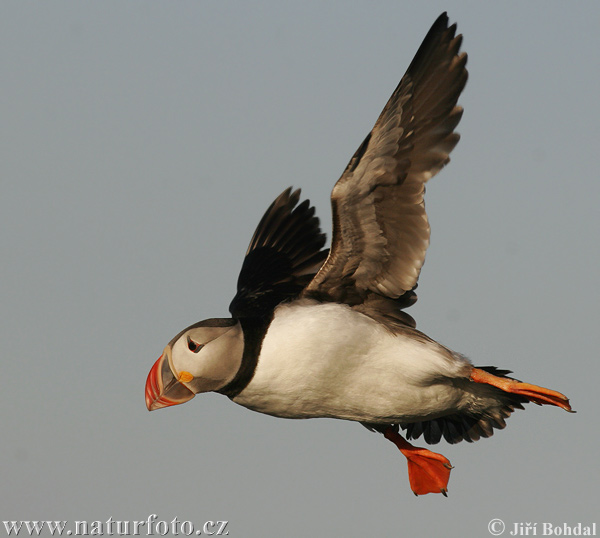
[145,12,572,496]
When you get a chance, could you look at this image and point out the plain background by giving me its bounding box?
[2,2,598,537]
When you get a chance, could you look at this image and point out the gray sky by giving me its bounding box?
[2,2,598,537]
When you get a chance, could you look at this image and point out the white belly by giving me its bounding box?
[233,302,473,423]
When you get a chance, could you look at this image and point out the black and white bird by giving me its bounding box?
[145,13,572,496]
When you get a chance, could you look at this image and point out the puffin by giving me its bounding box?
[145,12,572,496]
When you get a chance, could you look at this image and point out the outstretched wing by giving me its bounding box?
[229,188,328,320]
[304,13,467,314]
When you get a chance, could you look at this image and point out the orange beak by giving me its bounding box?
[145,352,195,411]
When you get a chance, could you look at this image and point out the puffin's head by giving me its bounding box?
[145,318,243,411]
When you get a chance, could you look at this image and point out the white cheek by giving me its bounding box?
[170,325,244,389]
[201,330,244,383]
[171,338,204,377]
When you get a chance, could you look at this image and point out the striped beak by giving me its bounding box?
[145,349,195,411]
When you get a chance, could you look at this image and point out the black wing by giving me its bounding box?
[229,188,328,320]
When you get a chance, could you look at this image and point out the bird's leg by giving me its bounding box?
[383,427,452,496]
[470,368,573,412]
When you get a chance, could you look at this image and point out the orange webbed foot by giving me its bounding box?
[384,428,452,496]
[470,368,574,412]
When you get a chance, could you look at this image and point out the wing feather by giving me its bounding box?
[229,188,328,319]
[304,13,467,313]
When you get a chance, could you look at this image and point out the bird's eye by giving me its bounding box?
[187,336,203,353]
